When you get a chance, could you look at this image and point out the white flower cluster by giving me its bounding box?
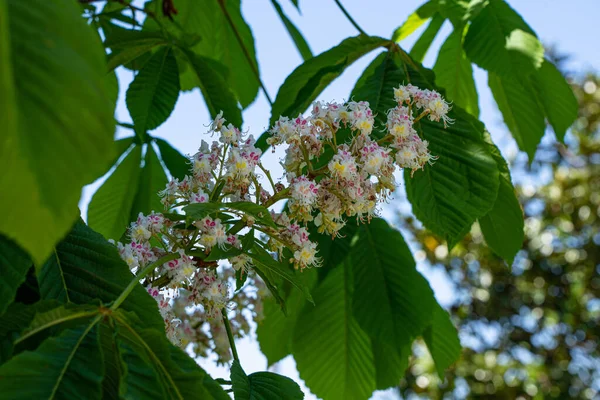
[111,84,451,360]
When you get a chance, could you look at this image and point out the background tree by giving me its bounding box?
[398,66,600,399]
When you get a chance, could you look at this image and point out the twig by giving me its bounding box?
[222,309,239,361]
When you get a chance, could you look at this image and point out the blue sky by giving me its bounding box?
[81,0,600,397]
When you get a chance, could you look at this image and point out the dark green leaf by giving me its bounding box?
[130,144,168,220]
[104,29,167,72]
[0,0,116,264]
[88,146,142,241]
[231,360,304,400]
[293,261,375,400]
[126,46,180,136]
[433,29,479,116]
[271,0,312,61]
[423,303,461,379]
[352,219,435,350]
[155,138,190,180]
[409,13,445,63]
[0,235,31,316]
[38,220,165,332]
[0,323,104,399]
[463,0,544,77]
[177,49,243,127]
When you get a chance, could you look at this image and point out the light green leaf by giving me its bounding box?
[155,138,190,180]
[126,46,180,136]
[0,0,116,264]
[488,71,545,161]
[479,134,523,263]
[38,220,165,332]
[0,235,31,316]
[293,261,376,400]
[531,60,578,141]
[256,35,388,150]
[423,303,461,379]
[177,49,243,127]
[231,360,304,400]
[352,219,435,350]
[130,144,168,220]
[409,13,445,63]
[463,0,544,77]
[271,0,312,61]
[88,146,142,241]
[0,323,104,399]
[392,0,438,42]
[433,29,479,117]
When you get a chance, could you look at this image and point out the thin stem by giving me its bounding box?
[333,0,367,36]
[222,309,239,361]
[110,253,179,311]
[258,163,277,193]
[262,186,290,208]
[216,0,273,106]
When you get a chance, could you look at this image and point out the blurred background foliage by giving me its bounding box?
[395,58,600,399]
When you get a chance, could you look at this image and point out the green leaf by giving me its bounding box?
[177,49,243,127]
[0,322,104,399]
[392,0,438,42]
[256,35,388,150]
[38,220,165,332]
[271,0,312,61]
[409,13,445,63]
[293,261,376,400]
[0,0,116,264]
[371,340,410,390]
[530,60,578,141]
[19,303,99,342]
[433,29,479,117]
[88,146,142,241]
[126,46,180,136]
[479,134,523,263]
[155,138,190,180]
[146,0,259,108]
[104,29,167,72]
[351,52,499,246]
[130,144,168,220]
[249,245,313,303]
[423,303,461,379]
[231,360,304,400]
[114,311,229,400]
[351,219,435,350]
[225,202,276,228]
[488,71,545,161]
[0,235,31,316]
[463,0,544,77]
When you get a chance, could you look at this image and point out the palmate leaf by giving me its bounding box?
[230,360,304,400]
[0,0,116,264]
[409,12,445,63]
[0,302,228,400]
[351,219,436,352]
[293,261,376,400]
[103,28,167,72]
[38,219,165,332]
[255,35,389,150]
[155,138,191,180]
[130,144,168,221]
[126,46,180,137]
[0,322,105,400]
[463,0,544,77]
[145,0,259,108]
[351,51,500,247]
